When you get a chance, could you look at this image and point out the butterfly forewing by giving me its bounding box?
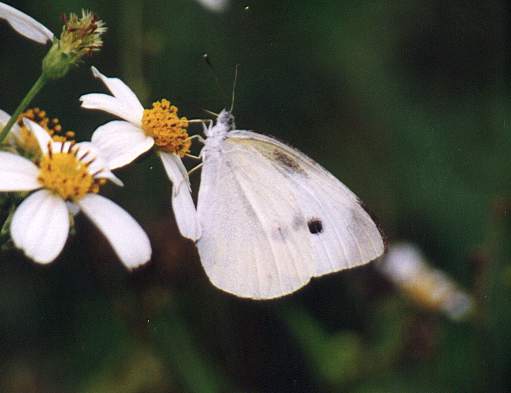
[230,132,384,275]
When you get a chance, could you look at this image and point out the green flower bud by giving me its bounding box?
[42,10,106,80]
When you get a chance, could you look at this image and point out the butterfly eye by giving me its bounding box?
[217,110,235,130]
[226,114,235,127]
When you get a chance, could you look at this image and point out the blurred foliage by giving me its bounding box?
[0,0,509,392]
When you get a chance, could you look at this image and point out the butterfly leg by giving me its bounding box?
[201,120,214,136]
[185,135,206,161]
[187,119,209,125]
[187,162,204,177]
[185,153,202,160]
[186,134,206,145]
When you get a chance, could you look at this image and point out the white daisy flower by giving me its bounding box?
[0,119,152,268]
[80,67,201,241]
[378,243,474,321]
[0,2,54,44]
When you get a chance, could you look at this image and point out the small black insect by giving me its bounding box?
[307,219,323,234]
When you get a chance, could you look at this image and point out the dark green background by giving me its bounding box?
[0,0,509,392]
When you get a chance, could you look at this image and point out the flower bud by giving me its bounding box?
[42,10,106,80]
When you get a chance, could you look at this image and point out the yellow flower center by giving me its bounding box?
[141,99,191,156]
[38,146,103,201]
[15,108,75,157]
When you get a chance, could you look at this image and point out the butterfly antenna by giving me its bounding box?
[230,64,239,112]
[202,109,219,117]
[203,53,229,103]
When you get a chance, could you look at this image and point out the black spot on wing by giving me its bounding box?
[307,218,323,234]
[272,150,306,176]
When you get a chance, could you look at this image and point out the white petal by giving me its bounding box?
[71,141,123,186]
[0,151,40,191]
[49,140,64,153]
[80,93,143,126]
[90,67,144,117]
[159,152,191,192]
[72,141,100,165]
[159,152,201,241]
[10,189,69,264]
[61,140,73,153]
[95,171,124,187]
[66,202,80,216]
[0,109,20,143]
[195,0,229,12]
[8,123,21,144]
[0,108,11,125]
[80,93,142,125]
[91,120,154,170]
[22,118,50,155]
[78,194,151,269]
[0,2,54,44]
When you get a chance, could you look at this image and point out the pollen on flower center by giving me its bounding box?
[15,108,75,157]
[141,99,191,157]
[38,146,103,201]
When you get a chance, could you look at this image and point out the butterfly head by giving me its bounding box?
[217,109,236,130]
[204,109,236,138]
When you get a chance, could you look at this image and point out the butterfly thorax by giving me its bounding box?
[201,109,236,156]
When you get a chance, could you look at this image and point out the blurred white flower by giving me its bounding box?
[377,243,474,321]
[0,2,54,44]
[0,119,151,268]
[194,0,229,13]
[80,67,201,241]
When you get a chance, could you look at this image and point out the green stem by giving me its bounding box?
[0,73,48,143]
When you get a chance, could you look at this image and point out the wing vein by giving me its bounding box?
[232,163,302,295]
[255,152,340,271]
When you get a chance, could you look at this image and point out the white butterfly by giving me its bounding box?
[195,110,384,299]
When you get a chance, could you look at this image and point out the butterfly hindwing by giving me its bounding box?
[197,139,316,299]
